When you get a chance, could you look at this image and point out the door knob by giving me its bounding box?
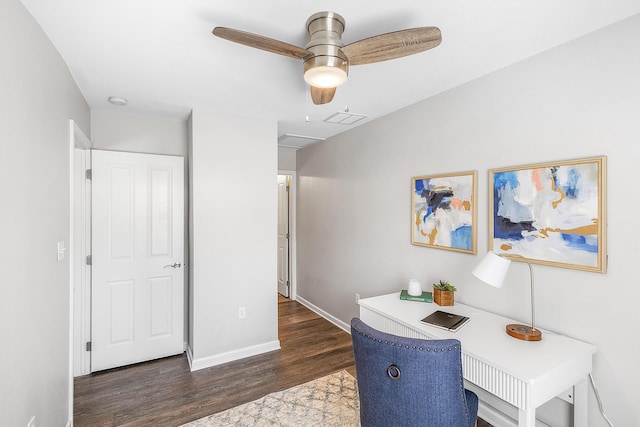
[163,262,182,269]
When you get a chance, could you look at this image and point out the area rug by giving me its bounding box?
[181,370,360,427]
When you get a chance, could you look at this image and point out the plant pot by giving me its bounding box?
[433,289,454,306]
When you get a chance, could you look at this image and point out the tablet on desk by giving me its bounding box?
[421,310,470,332]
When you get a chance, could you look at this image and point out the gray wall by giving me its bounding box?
[0,0,90,426]
[188,109,279,368]
[297,14,640,427]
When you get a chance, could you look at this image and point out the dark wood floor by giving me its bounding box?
[74,296,492,426]
[74,297,355,426]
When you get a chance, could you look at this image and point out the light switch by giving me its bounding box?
[57,241,66,262]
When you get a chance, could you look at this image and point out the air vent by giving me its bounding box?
[324,112,367,125]
[277,133,326,148]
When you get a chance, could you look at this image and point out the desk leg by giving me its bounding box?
[573,378,588,426]
[518,408,536,427]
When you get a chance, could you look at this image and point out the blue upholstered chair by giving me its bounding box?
[351,317,478,427]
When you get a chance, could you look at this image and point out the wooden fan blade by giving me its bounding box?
[213,27,312,60]
[310,86,337,105]
[342,27,441,66]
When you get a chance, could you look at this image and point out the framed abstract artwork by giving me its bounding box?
[411,171,477,254]
[490,156,607,273]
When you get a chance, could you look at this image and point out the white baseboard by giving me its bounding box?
[188,340,281,372]
[295,296,350,333]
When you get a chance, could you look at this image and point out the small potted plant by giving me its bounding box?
[433,280,457,306]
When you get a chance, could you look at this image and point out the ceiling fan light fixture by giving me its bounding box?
[304,65,347,88]
[303,56,348,88]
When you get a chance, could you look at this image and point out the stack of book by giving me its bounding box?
[399,289,433,303]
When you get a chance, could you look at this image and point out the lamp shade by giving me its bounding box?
[472,251,511,288]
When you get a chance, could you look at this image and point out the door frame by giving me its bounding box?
[69,120,92,425]
[72,144,187,376]
[90,150,184,371]
[278,170,297,300]
[70,120,92,377]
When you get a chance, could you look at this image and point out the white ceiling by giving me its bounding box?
[20,0,640,149]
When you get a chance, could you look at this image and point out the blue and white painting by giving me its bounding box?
[491,157,606,272]
[412,171,477,253]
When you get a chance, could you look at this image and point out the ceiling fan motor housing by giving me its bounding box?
[303,11,348,88]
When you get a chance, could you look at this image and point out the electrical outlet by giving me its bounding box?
[355,293,360,303]
[238,307,246,319]
[27,416,35,427]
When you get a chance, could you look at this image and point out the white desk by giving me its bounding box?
[358,293,596,427]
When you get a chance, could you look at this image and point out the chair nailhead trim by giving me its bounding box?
[354,330,460,352]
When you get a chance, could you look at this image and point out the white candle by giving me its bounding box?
[408,279,422,296]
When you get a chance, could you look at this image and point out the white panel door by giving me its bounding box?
[277,175,290,297]
[91,150,184,372]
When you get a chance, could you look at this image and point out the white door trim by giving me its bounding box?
[71,120,92,377]
[72,148,92,377]
[69,119,92,425]
[278,169,296,300]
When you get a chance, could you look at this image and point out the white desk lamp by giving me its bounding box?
[472,251,542,341]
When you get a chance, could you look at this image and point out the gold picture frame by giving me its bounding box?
[489,156,607,273]
[411,171,478,254]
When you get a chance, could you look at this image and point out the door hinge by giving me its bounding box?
[286,280,290,288]
[85,169,92,180]
[86,255,92,265]
[286,233,290,239]
[85,341,92,352]
[286,185,290,192]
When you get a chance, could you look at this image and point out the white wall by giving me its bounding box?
[188,109,279,369]
[0,0,90,426]
[87,109,190,365]
[91,110,187,156]
[278,146,298,171]
[297,14,640,427]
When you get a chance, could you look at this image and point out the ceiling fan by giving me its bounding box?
[212,12,442,105]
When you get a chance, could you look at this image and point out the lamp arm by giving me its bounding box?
[504,253,536,332]
[526,259,536,332]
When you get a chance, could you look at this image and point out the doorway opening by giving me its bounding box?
[277,171,296,300]
[72,148,185,376]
